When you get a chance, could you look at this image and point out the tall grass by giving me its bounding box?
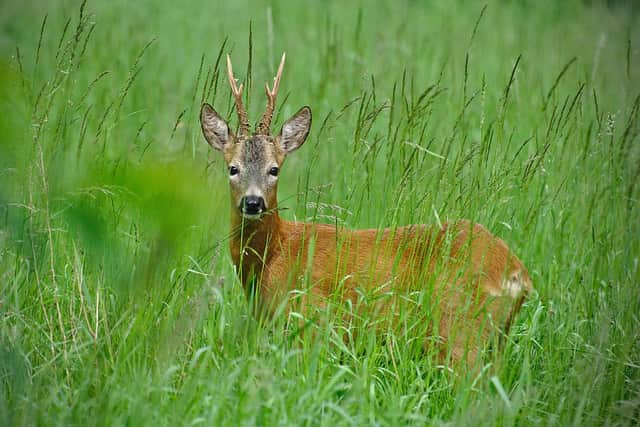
[1,0,639,425]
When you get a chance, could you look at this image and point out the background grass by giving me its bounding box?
[1,0,639,425]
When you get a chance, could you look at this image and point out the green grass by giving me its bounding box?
[1,0,639,425]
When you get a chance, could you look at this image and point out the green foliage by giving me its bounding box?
[1,0,639,425]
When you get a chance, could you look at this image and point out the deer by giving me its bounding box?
[200,53,533,366]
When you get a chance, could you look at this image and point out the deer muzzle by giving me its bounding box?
[240,195,266,218]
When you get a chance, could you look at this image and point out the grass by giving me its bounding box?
[1,0,639,425]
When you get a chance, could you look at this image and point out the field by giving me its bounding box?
[1,0,639,425]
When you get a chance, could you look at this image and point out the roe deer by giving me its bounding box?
[200,54,533,365]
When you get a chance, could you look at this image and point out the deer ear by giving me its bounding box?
[200,103,232,151]
[278,106,311,153]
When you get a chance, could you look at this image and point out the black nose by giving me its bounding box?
[241,196,265,215]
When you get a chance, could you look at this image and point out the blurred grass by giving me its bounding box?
[1,0,639,425]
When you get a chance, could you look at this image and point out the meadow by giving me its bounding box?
[1,0,639,425]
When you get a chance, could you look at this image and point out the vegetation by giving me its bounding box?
[1,0,638,425]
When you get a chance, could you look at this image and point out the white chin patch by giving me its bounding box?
[241,212,263,220]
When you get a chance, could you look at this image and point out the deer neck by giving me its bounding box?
[229,206,283,280]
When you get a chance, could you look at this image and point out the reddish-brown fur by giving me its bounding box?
[230,210,532,364]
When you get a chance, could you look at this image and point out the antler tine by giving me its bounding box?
[256,53,286,135]
[269,52,286,98]
[226,54,250,137]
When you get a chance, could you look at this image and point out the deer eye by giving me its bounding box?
[269,167,279,177]
[229,166,239,176]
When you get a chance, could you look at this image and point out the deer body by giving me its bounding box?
[202,54,532,364]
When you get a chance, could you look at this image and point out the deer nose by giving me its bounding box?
[241,196,266,216]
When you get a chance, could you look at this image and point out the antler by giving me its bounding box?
[256,53,286,135]
[226,54,250,137]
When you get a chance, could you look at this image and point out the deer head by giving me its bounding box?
[200,54,312,220]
